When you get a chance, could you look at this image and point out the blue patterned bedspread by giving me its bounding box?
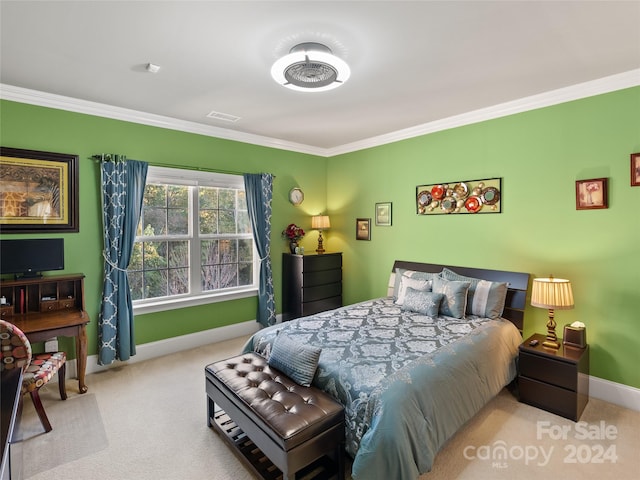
[242,297,521,480]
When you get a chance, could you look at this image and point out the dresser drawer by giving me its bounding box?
[519,351,577,391]
[303,254,342,272]
[302,269,341,288]
[302,296,342,317]
[302,283,342,303]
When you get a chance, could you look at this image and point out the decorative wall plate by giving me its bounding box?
[415,177,502,215]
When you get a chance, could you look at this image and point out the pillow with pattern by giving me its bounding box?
[432,277,471,319]
[441,268,508,319]
[395,274,432,305]
[392,268,441,302]
[401,287,444,316]
[268,333,321,387]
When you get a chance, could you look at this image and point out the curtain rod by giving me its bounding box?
[90,156,274,178]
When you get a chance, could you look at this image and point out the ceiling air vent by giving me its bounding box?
[206,110,241,123]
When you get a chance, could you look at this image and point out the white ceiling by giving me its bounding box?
[1,1,639,156]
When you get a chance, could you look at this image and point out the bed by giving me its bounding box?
[242,260,529,480]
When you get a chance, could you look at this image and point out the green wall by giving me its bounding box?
[327,86,640,389]
[0,100,327,354]
[1,86,638,389]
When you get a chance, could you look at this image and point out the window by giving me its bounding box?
[129,166,257,314]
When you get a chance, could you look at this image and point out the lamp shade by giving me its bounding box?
[531,277,574,310]
[311,215,331,230]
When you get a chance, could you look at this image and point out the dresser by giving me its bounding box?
[518,333,589,421]
[282,253,342,321]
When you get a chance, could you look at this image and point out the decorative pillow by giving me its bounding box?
[401,288,444,316]
[395,275,432,306]
[431,277,471,319]
[267,333,322,387]
[441,268,508,319]
[392,268,441,302]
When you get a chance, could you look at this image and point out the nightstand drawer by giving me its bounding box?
[519,377,585,421]
[520,351,577,391]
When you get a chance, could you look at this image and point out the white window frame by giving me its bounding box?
[132,166,258,315]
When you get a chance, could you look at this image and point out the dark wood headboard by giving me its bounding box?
[391,261,530,332]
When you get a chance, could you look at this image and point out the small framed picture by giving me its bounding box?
[631,153,640,186]
[356,218,371,240]
[576,178,608,210]
[375,202,392,226]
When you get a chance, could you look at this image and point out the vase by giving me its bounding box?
[289,241,298,254]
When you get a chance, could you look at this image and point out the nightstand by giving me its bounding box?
[518,333,589,421]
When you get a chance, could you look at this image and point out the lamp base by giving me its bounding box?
[543,308,560,349]
[316,231,325,255]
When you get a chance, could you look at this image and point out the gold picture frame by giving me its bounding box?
[0,147,79,233]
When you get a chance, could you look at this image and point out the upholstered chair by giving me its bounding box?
[0,319,67,432]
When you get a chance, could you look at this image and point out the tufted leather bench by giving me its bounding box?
[205,352,345,480]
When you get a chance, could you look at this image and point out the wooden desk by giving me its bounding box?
[0,274,90,394]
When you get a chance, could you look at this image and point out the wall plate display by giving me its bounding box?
[288,187,304,205]
[576,178,608,210]
[416,178,502,215]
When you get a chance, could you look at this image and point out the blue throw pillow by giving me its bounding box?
[432,277,471,319]
[441,268,508,319]
[392,268,441,302]
[268,333,322,387]
[401,287,444,316]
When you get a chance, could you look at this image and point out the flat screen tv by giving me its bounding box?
[0,238,65,278]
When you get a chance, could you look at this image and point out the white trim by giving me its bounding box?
[66,318,264,377]
[589,375,640,412]
[2,69,639,158]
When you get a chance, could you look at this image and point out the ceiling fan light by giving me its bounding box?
[271,42,350,92]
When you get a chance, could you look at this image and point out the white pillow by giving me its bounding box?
[395,275,432,305]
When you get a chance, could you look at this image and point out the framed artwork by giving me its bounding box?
[631,153,640,187]
[375,202,392,226]
[0,147,79,233]
[356,218,371,240]
[576,178,608,210]
[416,177,502,215]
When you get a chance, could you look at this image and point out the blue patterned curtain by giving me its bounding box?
[97,155,148,365]
[243,173,276,327]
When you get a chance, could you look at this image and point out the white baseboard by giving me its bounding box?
[66,319,262,378]
[589,375,640,412]
[64,317,639,413]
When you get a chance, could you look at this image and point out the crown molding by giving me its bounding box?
[2,68,638,158]
[0,84,322,156]
[327,69,640,156]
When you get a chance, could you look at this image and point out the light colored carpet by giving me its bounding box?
[15,334,640,480]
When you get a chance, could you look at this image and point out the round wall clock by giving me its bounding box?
[289,187,304,205]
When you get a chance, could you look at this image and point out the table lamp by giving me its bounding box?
[311,215,330,254]
[531,276,574,349]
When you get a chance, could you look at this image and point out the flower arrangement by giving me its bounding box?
[282,223,305,242]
